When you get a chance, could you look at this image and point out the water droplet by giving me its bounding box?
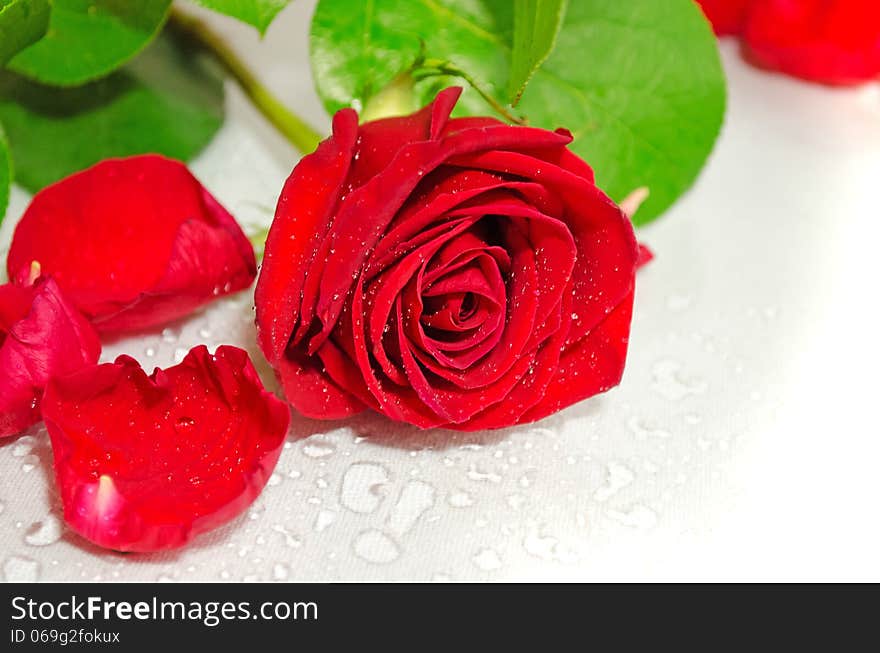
[651,360,707,401]
[267,473,281,487]
[626,416,671,440]
[174,416,195,435]
[593,462,634,502]
[506,494,526,510]
[387,480,434,537]
[173,347,188,363]
[353,530,400,564]
[523,531,557,561]
[447,490,474,508]
[302,440,336,458]
[518,469,537,488]
[272,563,289,581]
[607,504,658,529]
[271,524,302,548]
[24,515,63,547]
[472,548,503,571]
[21,454,39,473]
[467,464,501,483]
[340,462,390,514]
[313,510,336,533]
[12,436,36,457]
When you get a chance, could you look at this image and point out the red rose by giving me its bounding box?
[41,345,290,552]
[7,155,257,334]
[696,0,880,85]
[255,88,638,431]
[1,272,100,438]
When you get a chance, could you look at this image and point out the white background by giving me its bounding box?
[1,1,879,582]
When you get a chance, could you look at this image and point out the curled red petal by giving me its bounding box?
[7,155,256,334]
[40,345,289,552]
[0,277,100,438]
[256,108,359,365]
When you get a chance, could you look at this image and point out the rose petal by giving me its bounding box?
[522,289,634,423]
[41,346,289,552]
[255,108,364,418]
[454,301,572,431]
[7,156,256,333]
[0,277,100,438]
[305,118,571,352]
[742,0,880,85]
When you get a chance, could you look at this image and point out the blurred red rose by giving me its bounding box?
[696,0,880,85]
[41,345,289,552]
[7,155,257,334]
[0,272,100,438]
[255,87,639,431]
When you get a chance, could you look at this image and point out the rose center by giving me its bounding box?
[459,292,477,321]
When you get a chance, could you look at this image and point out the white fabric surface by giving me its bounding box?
[1,2,879,582]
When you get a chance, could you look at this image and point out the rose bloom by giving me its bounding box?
[7,155,257,334]
[256,88,639,431]
[696,0,880,85]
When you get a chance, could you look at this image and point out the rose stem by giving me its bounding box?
[167,8,324,155]
[416,59,527,126]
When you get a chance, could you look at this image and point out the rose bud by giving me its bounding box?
[255,87,639,431]
[7,155,257,334]
[41,345,289,552]
[1,267,101,438]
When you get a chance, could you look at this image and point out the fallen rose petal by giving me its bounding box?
[41,345,289,552]
[0,274,100,438]
[7,155,257,334]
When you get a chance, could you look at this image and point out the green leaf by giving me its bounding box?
[508,0,566,106]
[310,0,725,224]
[188,0,291,35]
[0,122,10,224]
[0,0,51,66]
[0,30,224,192]
[311,0,513,116]
[7,0,172,87]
